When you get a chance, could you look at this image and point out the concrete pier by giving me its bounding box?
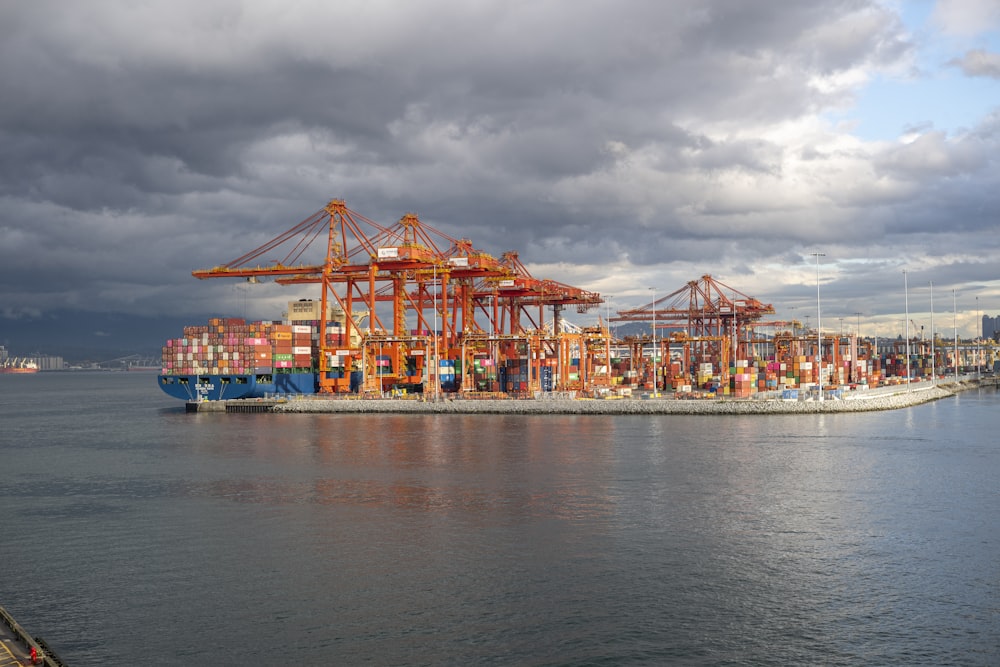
[275,383,958,415]
[180,377,996,415]
[186,398,286,413]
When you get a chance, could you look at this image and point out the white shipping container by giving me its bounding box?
[292,325,312,334]
[293,346,312,355]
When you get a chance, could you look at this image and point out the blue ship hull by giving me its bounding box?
[158,373,317,401]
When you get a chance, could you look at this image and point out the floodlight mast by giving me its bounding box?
[811,253,825,401]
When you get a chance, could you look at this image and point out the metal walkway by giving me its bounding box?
[0,604,64,666]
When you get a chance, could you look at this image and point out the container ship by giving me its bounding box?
[0,358,39,374]
[157,314,350,401]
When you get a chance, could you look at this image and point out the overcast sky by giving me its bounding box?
[2,0,998,338]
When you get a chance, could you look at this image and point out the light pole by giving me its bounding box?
[649,287,657,397]
[904,270,910,390]
[854,311,861,383]
[977,296,981,378]
[873,322,878,377]
[433,263,439,401]
[811,253,825,401]
[953,289,959,380]
[929,281,935,383]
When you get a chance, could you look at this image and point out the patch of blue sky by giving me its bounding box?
[842,70,997,140]
[896,0,936,33]
[830,1,999,141]
[895,0,935,34]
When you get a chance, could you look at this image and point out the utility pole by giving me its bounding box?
[929,281,935,383]
[811,253,825,401]
[953,289,959,381]
[904,270,910,391]
[854,311,862,384]
[649,287,658,397]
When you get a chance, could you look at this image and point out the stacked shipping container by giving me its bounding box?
[161,318,318,376]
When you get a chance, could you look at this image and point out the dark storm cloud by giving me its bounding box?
[0,0,996,338]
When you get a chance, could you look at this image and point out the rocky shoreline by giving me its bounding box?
[272,379,990,415]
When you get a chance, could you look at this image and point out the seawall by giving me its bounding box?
[269,379,992,415]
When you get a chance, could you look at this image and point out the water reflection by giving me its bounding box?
[4,375,999,665]
[193,414,620,524]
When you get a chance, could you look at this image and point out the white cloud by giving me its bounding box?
[932,0,1000,36]
[950,48,1000,77]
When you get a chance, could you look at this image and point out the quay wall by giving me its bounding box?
[271,382,984,415]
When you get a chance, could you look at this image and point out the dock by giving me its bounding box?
[185,398,286,413]
[180,377,997,416]
[0,604,65,666]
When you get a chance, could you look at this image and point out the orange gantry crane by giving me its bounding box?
[192,198,604,395]
[611,274,775,385]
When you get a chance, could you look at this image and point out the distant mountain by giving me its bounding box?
[0,310,669,364]
[608,321,656,337]
[0,310,201,364]
[607,321,691,339]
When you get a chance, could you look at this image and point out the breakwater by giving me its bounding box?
[267,379,992,415]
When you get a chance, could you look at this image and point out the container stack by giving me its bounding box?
[567,357,581,384]
[501,357,529,392]
[728,359,756,398]
[696,362,714,387]
[439,359,457,391]
[161,318,316,377]
[668,360,691,392]
[472,355,496,391]
[763,362,781,390]
[271,325,293,369]
[326,322,347,347]
[292,325,314,371]
[610,357,635,387]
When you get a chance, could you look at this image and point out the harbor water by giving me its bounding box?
[1,372,998,665]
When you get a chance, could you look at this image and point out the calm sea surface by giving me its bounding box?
[1,372,998,666]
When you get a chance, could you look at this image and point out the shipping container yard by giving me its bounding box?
[158,199,998,402]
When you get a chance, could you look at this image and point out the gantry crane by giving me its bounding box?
[611,274,774,384]
[192,198,604,395]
